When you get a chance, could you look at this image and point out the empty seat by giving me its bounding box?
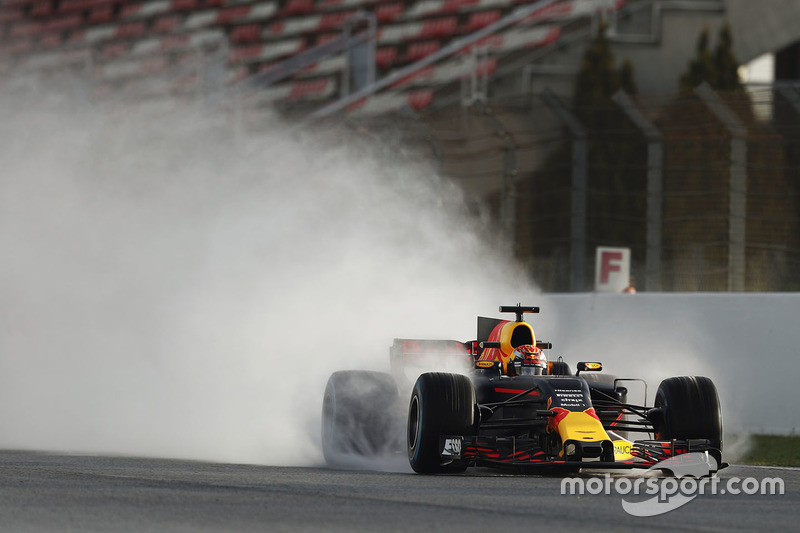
[375,46,397,68]
[59,0,118,14]
[230,23,261,43]
[171,0,200,12]
[463,9,500,32]
[90,6,115,24]
[282,0,314,16]
[31,1,54,18]
[217,5,252,24]
[153,15,181,32]
[375,3,404,23]
[115,20,147,39]
[404,40,439,62]
[288,76,334,100]
[420,16,457,38]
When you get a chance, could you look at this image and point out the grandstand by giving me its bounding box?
[0,0,625,111]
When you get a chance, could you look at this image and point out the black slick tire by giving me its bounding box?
[407,372,475,474]
[322,370,399,465]
[653,376,723,464]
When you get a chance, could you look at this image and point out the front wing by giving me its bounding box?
[441,435,724,472]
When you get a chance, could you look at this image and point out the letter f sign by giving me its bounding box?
[594,246,631,292]
[600,251,623,283]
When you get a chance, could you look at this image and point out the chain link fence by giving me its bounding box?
[419,85,800,292]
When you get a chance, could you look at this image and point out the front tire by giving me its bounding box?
[653,376,723,464]
[407,372,475,474]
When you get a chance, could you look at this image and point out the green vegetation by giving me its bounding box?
[573,24,637,109]
[523,25,645,291]
[679,23,743,91]
[738,434,800,467]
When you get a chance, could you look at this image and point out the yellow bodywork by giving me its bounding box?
[553,409,610,443]
[479,321,536,373]
[612,439,635,460]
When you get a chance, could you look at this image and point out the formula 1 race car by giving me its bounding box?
[322,305,723,474]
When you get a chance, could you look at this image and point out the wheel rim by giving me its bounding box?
[408,394,420,451]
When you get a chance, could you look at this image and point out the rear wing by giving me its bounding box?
[390,338,471,359]
[390,338,473,378]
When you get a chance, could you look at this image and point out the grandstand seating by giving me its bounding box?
[0,0,626,114]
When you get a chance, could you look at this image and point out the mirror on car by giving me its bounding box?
[576,362,603,375]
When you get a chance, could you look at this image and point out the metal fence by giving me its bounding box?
[416,84,800,292]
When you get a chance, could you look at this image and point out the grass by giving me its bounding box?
[737,434,800,467]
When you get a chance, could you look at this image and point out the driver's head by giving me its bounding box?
[512,344,547,375]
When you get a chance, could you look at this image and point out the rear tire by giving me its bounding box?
[653,376,723,464]
[407,372,475,474]
[322,371,400,466]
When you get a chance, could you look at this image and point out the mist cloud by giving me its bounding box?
[0,87,533,464]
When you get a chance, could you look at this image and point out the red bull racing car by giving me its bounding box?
[322,305,723,474]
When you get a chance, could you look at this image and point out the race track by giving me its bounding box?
[0,450,797,532]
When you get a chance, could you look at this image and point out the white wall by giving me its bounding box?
[529,293,800,435]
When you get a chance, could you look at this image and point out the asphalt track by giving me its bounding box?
[0,450,797,532]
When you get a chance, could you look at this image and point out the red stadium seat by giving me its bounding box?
[90,6,115,24]
[375,3,404,23]
[318,10,355,31]
[101,41,130,59]
[10,21,43,38]
[408,89,433,110]
[3,0,33,8]
[171,0,199,12]
[0,9,25,25]
[139,55,170,74]
[66,29,87,44]
[442,0,479,12]
[349,87,433,114]
[420,17,457,39]
[375,46,397,68]
[31,1,54,18]
[153,15,181,32]
[313,32,339,45]
[289,77,333,100]
[40,33,62,47]
[44,14,83,32]
[116,21,147,39]
[217,5,252,25]
[283,0,314,16]
[156,34,189,52]
[404,40,439,62]
[391,64,435,87]
[464,9,501,32]
[59,0,117,14]
[231,23,261,43]
[120,3,142,18]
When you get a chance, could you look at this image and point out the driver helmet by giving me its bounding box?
[512,345,547,375]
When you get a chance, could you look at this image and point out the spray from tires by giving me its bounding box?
[0,83,530,465]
